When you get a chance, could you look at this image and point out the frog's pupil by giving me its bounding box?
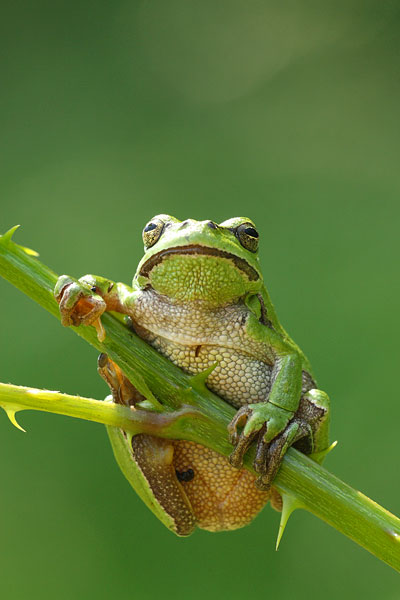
[176,468,195,482]
[244,227,258,238]
[144,223,157,232]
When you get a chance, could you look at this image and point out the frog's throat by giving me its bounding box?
[139,245,260,281]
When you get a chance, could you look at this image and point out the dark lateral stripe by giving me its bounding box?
[139,245,259,281]
[131,434,196,536]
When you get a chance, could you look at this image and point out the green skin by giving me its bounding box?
[54,215,330,531]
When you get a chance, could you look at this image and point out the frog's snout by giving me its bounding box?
[179,219,218,231]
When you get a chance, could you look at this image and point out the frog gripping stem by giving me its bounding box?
[2,222,400,570]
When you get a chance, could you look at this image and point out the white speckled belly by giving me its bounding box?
[150,336,272,408]
[131,290,274,408]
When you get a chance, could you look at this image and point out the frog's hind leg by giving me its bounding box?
[98,353,197,536]
[97,353,144,406]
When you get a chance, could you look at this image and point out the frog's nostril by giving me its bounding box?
[180,220,190,229]
[207,221,218,230]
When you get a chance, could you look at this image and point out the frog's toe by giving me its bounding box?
[54,275,75,301]
[228,429,259,469]
[97,354,144,406]
[253,427,269,475]
[227,405,251,446]
[254,420,309,491]
[57,283,83,326]
[228,406,259,468]
[57,279,106,328]
[255,439,282,491]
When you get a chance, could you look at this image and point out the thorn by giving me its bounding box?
[187,363,218,390]
[2,225,21,242]
[126,372,163,412]
[275,493,302,550]
[1,225,39,256]
[93,317,106,342]
[3,407,26,432]
[310,441,338,464]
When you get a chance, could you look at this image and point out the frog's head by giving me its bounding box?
[135,215,263,306]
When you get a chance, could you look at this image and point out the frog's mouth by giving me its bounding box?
[139,245,259,281]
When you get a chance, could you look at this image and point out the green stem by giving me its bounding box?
[0,383,206,438]
[1,227,400,571]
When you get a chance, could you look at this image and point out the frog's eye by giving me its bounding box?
[236,223,259,253]
[143,218,165,248]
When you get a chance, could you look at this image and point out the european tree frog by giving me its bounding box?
[54,216,330,535]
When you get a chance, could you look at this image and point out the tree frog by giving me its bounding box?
[54,215,330,536]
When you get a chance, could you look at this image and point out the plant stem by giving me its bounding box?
[0,382,206,438]
[1,227,400,571]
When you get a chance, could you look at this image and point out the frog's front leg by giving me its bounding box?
[253,389,330,490]
[228,351,303,486]
[229,368,330,491]
[54,274,135,339]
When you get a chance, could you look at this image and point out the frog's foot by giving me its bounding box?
[54,275,106,329]
[253,420,310,491]
[97,353,145,406]
[228,391,330,490]
[228,402,292,470]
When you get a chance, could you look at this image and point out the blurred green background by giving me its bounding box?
[1,1,400,597]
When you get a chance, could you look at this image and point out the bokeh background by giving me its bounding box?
[1,1,400,598]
